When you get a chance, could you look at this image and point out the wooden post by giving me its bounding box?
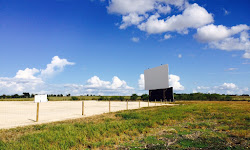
[161,99,162,106]
[139,100,140,108]
[155,99,156,106]
[36,103,39,122]
[127,100,128,110]
[109,100,111,112]
[82,101,84,116]
[148,99,149,107]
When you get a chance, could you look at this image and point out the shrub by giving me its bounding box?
[141,94,149,100]
[130,94,138,100]
[71,96,79,100]
[119,96,125,101]
[98,96,109,100]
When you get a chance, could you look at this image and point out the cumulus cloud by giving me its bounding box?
[194,83,249,95]
[104,0,250,60]
[120,13,145,29]
[0,55,135,95]
[107,0,214,34]
[86,76,133,90]
[138,3,213,34]
[195,24,249,42]
[157,4,171,14]
[41,56,75,78]
[138,74,145,90]
[84,76,134,95]
[15,68,40,79]
[195,24,250,59]
[169,74,184,91]
[131,37,140,42]
[0,77,44,95]
[107,0,155,15]
[107,0,185,15]
[138,74,184,91]
[0,56,74,95]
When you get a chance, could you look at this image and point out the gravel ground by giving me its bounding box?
[0,100,177,129]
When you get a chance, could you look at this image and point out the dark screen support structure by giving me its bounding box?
[149,87,174,102]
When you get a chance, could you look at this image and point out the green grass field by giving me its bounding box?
[0,101,249,149]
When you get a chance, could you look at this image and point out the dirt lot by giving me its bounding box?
[0,101,174,129]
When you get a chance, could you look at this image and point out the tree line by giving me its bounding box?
[1,92,249,101]
[174,93,234,101]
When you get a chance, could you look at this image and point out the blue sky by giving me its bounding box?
[0,0,249,95]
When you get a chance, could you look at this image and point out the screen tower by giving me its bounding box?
[144,64,174,102]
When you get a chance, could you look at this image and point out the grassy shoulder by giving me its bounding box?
[0,101,249,149]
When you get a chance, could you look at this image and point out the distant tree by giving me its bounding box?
[71,96,78,100]
[67,94,71,97]
[130,94,138,100]
[12,94,19,98]
[225,95,232,101]
[119,96,125,101]
[23,93,30,98]
[110,96,117,100]
[141,94,149,100]
[98,96,109,100]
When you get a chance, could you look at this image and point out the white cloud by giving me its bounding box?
[0,54,135,96]
[157,4,171,14]
[195,24,249,42]
[15,68,40,79]
[86,76,133,90]
[164,34,172,40]
[169,74,184,91]
[195,24,250,59]
[178,54,182,58]
[107,1,213,34]
[107,0,155,15]
[216,83,238,90]
[50,76,135,96]
[194,83,249,95]
[0,77,44,95]
[131,37,140,42]
[226,68,238,71]
[107,0,186,15]
[86,76,110,88]
[137,73,184,91]
[138,74,145,90]
[243,52,250,59]
[197,86,209,90]
[0,56,75,95]
[138,3,213,34]
[83,76,134,95]
[40,56,75,78]
[120,13,145,29]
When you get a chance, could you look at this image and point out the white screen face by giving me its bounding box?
[144,64,169,90]
[34,95,48,103]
